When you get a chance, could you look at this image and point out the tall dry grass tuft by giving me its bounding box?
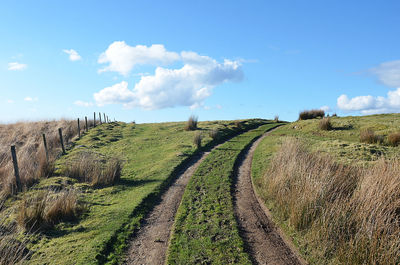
[274,115,279,123]
[263,138,400,264]
[388,132,400,146]
[63,151,121,187]
[184,115,198,131]
[17,189,83,231]
[0,120,81,196]
[193,132,202,149]
[360,128,384,144]
[299,109,325,120]
[319,117,332,130]
[0,220,30,264]
[208,128,219,140]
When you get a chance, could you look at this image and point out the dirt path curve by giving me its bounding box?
[233,129,307,265]
[123,149,211,265]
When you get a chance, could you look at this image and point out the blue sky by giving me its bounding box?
[1,1,400,123]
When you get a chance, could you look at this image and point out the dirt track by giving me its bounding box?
[123,150,211,265]
[233,130,306,265]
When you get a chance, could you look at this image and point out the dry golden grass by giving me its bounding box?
[388,132,400,146]
[208,128,219,140]
[17,189,83,231]
[184,115,198,131]
[0,120,82,197]
[360,128,384,144]
[63,151,121,187]
[319,117,332,130]
[263,138,400,264]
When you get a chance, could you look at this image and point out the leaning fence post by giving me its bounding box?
[42,133,49,163]
[99,112,102,124]
[78,118,81,139]
[58,128,66,154]
[11,145,21,192]
[94,112,96,127]
[85,116,88,132]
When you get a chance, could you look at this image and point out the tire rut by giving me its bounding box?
[233,129,307,265]
[123,149,212,265]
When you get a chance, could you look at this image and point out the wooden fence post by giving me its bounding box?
[85,116,88,132]
[58,128,66,154]
[104,113,106,124]
[42,133,49,163]
[94,112,96,127]
[99,112,102,124]
[10,145,21,192]
[78,118,81,139]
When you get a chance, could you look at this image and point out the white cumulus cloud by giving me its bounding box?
[63,49,82,61]
[320,105,331,112]
[94,51,243,110]
[98,42,180,76]
[337,88,400,114]
[24,96,38,102]
[8,62,27,71]
[370,60,400,87]
[74,100,93,107]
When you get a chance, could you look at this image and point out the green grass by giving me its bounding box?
[167,122,283,264]
[1,119,267,265]
[251,113,400,264]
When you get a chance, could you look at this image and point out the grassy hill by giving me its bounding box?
[252,113,400,265]
[0,119,267,265]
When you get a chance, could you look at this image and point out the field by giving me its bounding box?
[0,118,268,264]
[252,114,400,264]
[1,114,399,265]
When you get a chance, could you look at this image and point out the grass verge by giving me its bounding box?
[252,113,400,264]
[166,122,282,264]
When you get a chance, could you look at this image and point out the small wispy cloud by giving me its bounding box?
[6,99,14,104]
[24,96,38,102]
[63,49,82,61]
[74,100,93,107]
[8,62,27,71]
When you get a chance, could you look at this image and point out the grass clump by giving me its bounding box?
[274,115,279,122]
[184,115,198,131]
[360,128,384,144]
[193,132,202,149]
[388,132,400,146]
[299,109,325,120]
[63,151,121,187]
[319,117,332,131]
[17,189,83,231]
[208,128,219,140]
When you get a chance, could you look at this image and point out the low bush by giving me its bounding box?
[319,117,332,130]
[274,115,279,123]
[388,132,400,146]
[299,109,325,120]
[184,115,198,131]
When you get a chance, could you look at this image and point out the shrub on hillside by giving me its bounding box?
[274,115,279,123]
[299,109,325,120]
[234,121,243,129]
[184,115,198,131]
[319,117,332,130]
[388,132,400,146]
[360,128,383,144]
